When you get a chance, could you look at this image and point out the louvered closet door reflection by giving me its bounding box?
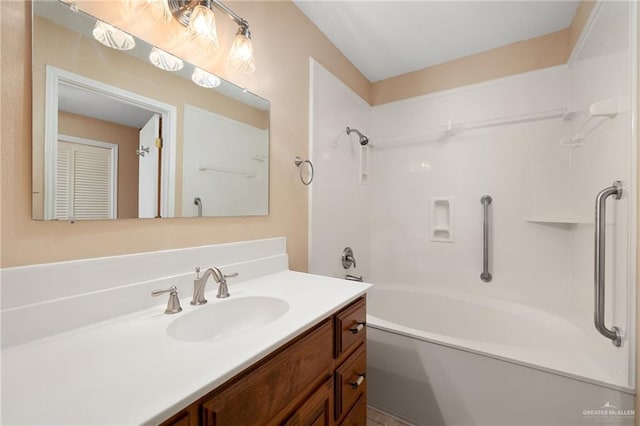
[56,141,114,220]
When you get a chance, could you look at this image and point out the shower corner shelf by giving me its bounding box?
[525,216,580,226]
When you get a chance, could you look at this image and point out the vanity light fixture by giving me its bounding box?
[92,21,135,50]
[168,0,255,73]
[192,68,221,88]
[149,47,184,71]
[228,25,255,74]
[187,3,219,50]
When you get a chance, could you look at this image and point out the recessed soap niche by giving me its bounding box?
[430,197,454,242]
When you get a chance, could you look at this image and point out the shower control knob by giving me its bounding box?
[342,247,357,269]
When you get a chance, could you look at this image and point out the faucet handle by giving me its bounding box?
[151,285,182,314]
[216,272,238,299]
[195,266,201,279]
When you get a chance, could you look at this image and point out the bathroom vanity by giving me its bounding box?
[161,297,367,426]
[0,238,371,425]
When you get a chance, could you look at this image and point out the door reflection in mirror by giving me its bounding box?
[40,66,176,220]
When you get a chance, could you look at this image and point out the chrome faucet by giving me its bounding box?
[191,266,238,305]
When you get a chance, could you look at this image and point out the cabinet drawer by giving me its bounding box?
[334,297,366,359]
[200,320,334,426]
[335,343,366,421]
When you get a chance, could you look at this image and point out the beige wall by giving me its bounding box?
[58,111,139,219]
[569,1,596,54]
[371,30,569,106]
[1,0,370,269]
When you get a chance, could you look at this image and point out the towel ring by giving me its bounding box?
[294,156,314,185]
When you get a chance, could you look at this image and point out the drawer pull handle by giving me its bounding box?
[349,373,366,389]
[349,322,366,334]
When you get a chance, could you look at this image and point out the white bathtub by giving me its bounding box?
[366,285,635,425]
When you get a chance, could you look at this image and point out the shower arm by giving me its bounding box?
[346,127,364,139]
[346,126,369,145]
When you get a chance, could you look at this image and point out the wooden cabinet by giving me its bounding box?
[283,378,334,426]
[338,395,367,426]
[200,320,333,426]
[160,297,367,426]
[161,409,197,426]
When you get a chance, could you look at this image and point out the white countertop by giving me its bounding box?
[1,271,371,425]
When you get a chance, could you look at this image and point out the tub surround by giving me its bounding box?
[0,238,371,424]
[368,285,631,392]
[367,287,634,426]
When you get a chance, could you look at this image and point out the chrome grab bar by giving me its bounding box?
[480,195,492,282]
[594,181,623,347]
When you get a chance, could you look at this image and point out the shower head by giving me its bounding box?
[346,126,369,146]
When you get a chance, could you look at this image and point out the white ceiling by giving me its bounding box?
[294,1,580,82]
[58,84,156,129]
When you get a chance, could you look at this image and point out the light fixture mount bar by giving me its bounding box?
[210,0,248,28]
[167,0,249,30]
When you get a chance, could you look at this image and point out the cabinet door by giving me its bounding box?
[160,407,197,426]
[339,395,366,426]
[201,320,334,426]
[283,377,333,426]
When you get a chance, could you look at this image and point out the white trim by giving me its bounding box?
[566,0,605,68]
[626,0,638,391]
[44,67,59,220]
[43,65,177,219]
[58,134,119,219]
[308,58,316,271]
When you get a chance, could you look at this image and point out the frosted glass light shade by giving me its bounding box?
[147,0,172,22]
[92,21,135,51]
[228,31,255,74]
[188,5,219,50]
[192,68,221,88]
[149,47,184,71]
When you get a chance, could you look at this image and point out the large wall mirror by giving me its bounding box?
[32,0,270,220]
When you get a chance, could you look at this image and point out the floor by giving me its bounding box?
[367,406,411,426]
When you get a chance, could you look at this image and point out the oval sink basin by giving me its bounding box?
[167,296,289,342]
